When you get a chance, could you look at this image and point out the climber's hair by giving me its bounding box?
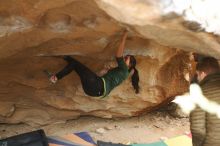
[196,57,220,74]
[126,55,140,94]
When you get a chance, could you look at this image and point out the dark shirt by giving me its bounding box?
[102,57,129,97]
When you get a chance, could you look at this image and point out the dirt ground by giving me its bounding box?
[0,111,189,144]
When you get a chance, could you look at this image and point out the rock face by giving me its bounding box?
[96,0,220,59]
[0,0,215,126]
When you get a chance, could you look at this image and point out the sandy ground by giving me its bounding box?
[0,111,189,144]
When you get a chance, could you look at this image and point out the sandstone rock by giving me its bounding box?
[96,0,220,59]
[95,128,106,134]
[104,126,114,130]
[0,0,214,126]
[0,102,15,117]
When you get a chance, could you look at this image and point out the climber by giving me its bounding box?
[48,31,139,97]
